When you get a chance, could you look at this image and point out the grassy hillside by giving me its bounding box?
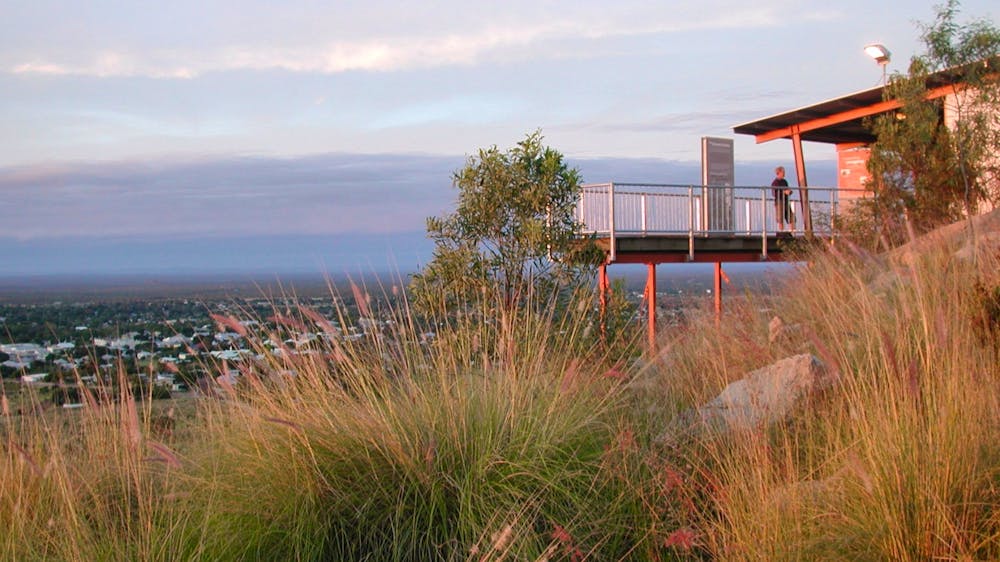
[645,229,1000,559]
[3,222,1000,560]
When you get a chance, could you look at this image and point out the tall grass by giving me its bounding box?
[648,234,1000,560]
[0,373,191,561]
[4,228,999,560]
[178,284,661,560]
[0,281,661,561]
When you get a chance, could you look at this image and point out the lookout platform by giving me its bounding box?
[575,182,844,350]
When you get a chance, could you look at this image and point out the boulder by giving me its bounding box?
[661,354,835,442]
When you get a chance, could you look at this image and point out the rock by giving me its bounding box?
[955,230,1000,262]
[888,207,1000,267]
[701,354,835,429]
[768,316,785,344]
[660,354,835,443]
[768,316,803,345]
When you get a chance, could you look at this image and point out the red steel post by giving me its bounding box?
[599,263,609,340]
[646,263,657,352]
[714,262,722,323]
[792,131,813,235]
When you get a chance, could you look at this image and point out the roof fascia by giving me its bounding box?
[752,83,960,144]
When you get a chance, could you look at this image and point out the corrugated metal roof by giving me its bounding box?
[733,59,998,145]
[733,85,885,144]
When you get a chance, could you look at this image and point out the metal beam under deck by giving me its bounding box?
[610,251,791,264]
[593,234,804,264]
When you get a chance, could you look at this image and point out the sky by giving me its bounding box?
[1,0,997,277]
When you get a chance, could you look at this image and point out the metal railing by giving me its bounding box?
[576,182,869,260]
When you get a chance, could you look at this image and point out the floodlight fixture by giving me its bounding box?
[865,43,891,84]
[864,43,891,65]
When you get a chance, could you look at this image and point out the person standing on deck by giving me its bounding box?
[771,166,794,231]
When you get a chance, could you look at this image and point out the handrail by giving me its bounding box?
[576,182,869,239]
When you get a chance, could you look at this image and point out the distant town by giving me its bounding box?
[0,264,787,408]
[0,278,402,406]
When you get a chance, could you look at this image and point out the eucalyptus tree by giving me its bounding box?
[863,0,1000,244]
[410,132,601,318]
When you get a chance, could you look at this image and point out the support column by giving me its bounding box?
[714,262,723,323]
[646,263,657,352]
[791,131,813,235]
[598,263,609,340]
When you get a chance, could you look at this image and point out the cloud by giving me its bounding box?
[5,2,840,78]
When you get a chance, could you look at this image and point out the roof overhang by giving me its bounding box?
[733,59,998,145]
[733,86,886,144]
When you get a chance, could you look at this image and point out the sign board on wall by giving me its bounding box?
[701,137,734,231]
